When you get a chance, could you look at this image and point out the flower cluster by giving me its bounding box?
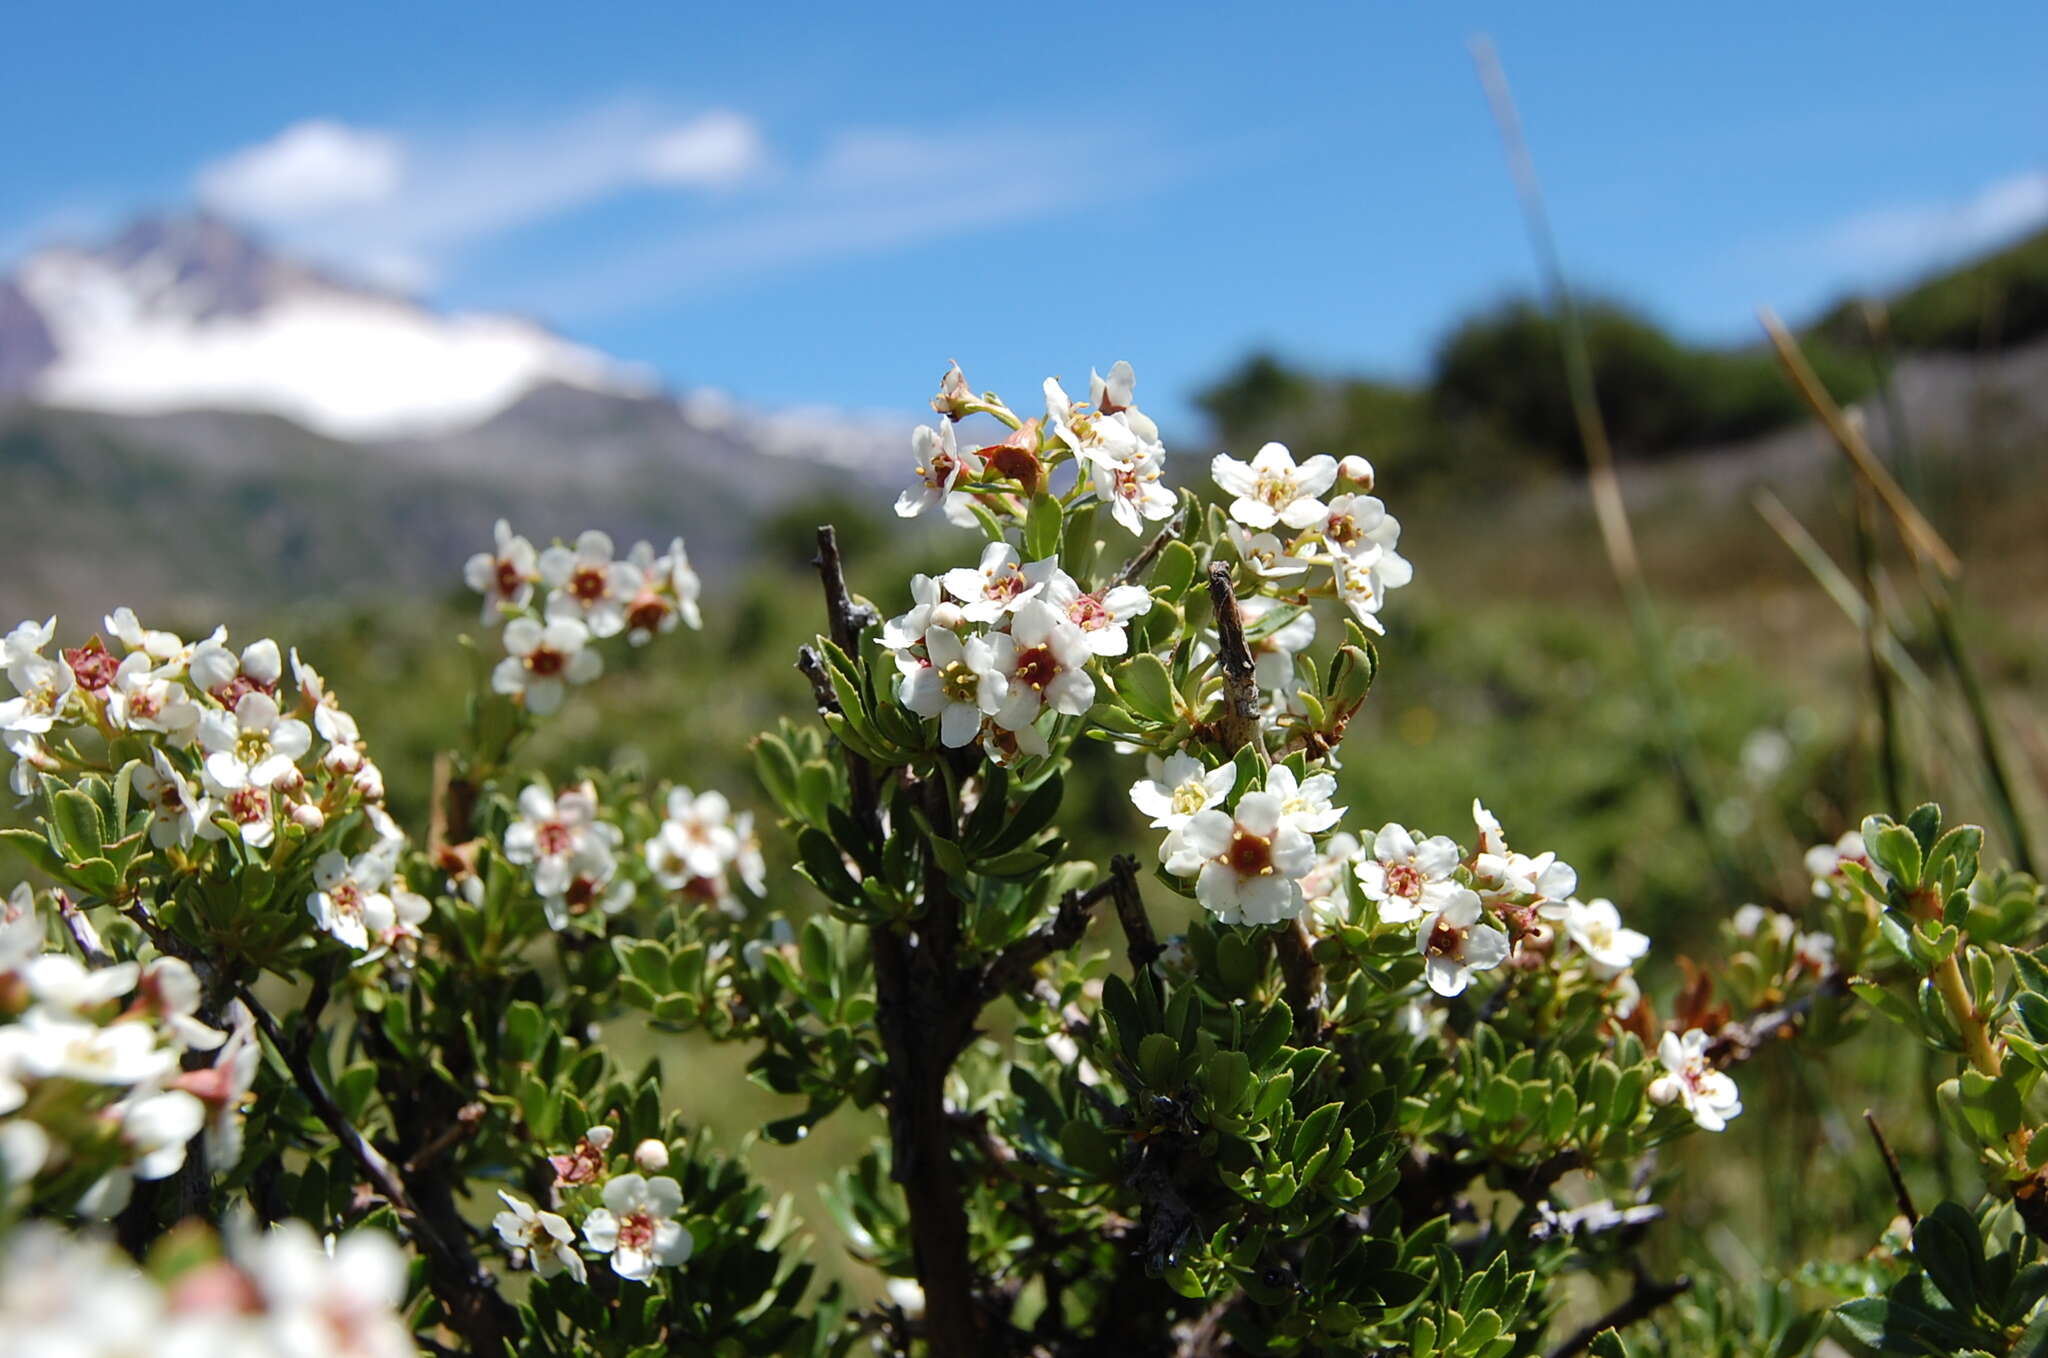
[494,1124,695,1284]
[0,1218,416,1357]
[886,545,1149,759]
[644,785,766,918]
[1211,444,1411,636]
[468,522,704,715]
[0,884,259,1216]
[0,611,385,844]
[504,781,636,930]
[900,360,1172,537]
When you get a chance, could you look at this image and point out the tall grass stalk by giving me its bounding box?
[1470,35,1746,897]
[1759,312,2036,873]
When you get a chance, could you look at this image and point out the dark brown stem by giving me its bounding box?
[795,645,840,715]
[1707,970,1850,1068]
[1112,508,1186,589]
[980,876,1119,1004]
[1545,1268,1691,1358]
[1205,564,1262,755]
[810,524,978,1354]
[1272,918,1324,1040]
[1107,855,1161,976]
[1864,1109,1919,1228]
[237,985,515,1353]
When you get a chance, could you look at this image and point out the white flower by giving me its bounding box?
[18,1012,177,1086]
[1170,792,1317,926]
[464,519,541,623]
[1356,824,1464,925]
[899,626,1011,748]
[993,601,1096,731]
[1476,843,1578,908]
[308,844,400,952]
[1091,443,1176,536]
[184,1001,260,1167]
[1647,1029,1743,1131]
[1472,799,1508,859]
[1,617,55,666]
[1806,831,1882,901]
[190,636,282,707]
[895,421,984,526]
[733,812,766,897]
[104,653,201,741]
[203,772,275,848]
[289,650,360,747]
[654,787,739,881]
[492,617,603,715]
[1262,765,1344,834]
[1130,753,1236,833]
[111,1086,207,1181]
[0,649,77,741]
[243,1222,417,1358]
[199,692,313,791]
[1225,522,1313,579]
[583,1173,693,1281]
[103,608,190,667]
[1091,360,1160,442]
[1559,898,1650,972]
[1210,442,1338,532]
[1793,930,1836,973]
[504,783,614,897]
[939,543,1058,624]
[1417,890,1509,997]
[615,538,701,644]
[136,958,226,1051]
[1300,831,1363,929]
[541,842,635,931]
[881,575,965,652]
[1043,573,1152,658]
[1235,597,1315,691]
[541,530,640,639]
[131,749,214,849]
[495,1191,588,1283]
[24,955,140,1014]
[1729,903,1791,941]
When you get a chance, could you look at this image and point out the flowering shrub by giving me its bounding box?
[0,358,2040,1355]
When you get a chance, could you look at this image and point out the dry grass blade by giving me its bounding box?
[1757,309,1961,580]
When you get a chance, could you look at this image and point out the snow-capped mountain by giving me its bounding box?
[1,215,657,440]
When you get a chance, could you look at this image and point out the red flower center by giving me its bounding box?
[64,641,119,692]
[570,565,609,603]
[1385,862,1424,899]
[1014,645,1059,691]
[1425,920,1464,958]
[1227,829,1273,877]
[536,821,574,856]
[494,558,526,598]
[528,646,567,677]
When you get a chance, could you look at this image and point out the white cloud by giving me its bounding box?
[188,104,769,289]
[196,120,404,223]
[642,111,766,187]
[1825,169,2048,275]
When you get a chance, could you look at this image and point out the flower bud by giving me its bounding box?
[1647,1076,1679,1106]
[1339,456,1375,490]
[290,802,326,833]
[930,362,974,420]
[324,744,363,775]
[633,1138,670,1173]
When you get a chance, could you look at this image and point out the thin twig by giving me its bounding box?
[1545,1268,1692,1358]
[54,890,114,968]
[1706,971,1851,1068]
[1112,509,1186,589]
[1205,564,1262,756]
[1863,1109,1919,1228]
[980,877,1119,1004]
[1107,855,1160,976]
[1758,309,1961,579]
[812,526,882,842]
[794,644,840,714]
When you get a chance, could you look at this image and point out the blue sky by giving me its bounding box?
[5,2,2045,435]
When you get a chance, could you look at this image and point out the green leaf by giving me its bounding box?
[1116,654,1177,724]
[1926,825,1984,890]
[1869,823,1924,889]
[1905,803,1943,852]
[0,827,65,876]
[1138,1033,1181,1089]
[50,788,105,862]
[1587,1331,1630,1358]
[795,829,864,909]
[1289,1102,1343,1162]
[1024,491,1063,561]
[1202,1050,1253,1113]
[1913,1203,1983,1315]
[1151,540,1197,598]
